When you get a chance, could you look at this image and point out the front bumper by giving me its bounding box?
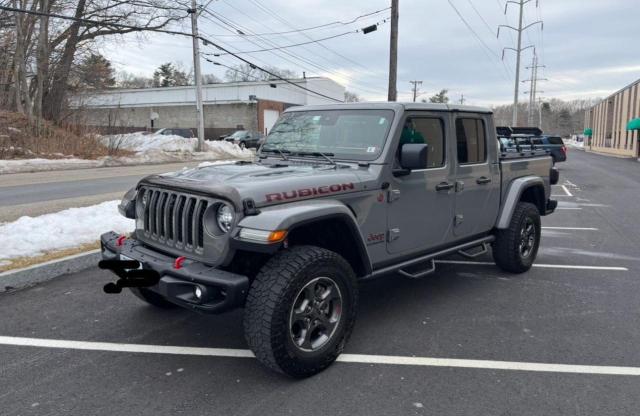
[100,232,249,313]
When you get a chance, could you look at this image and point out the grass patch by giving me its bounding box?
[0,111,132,159]
[0,242,100,273]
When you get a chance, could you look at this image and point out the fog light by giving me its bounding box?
[194,286,203,300]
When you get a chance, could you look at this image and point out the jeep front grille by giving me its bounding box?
[140,187,209,252]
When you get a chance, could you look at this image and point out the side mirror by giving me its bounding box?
[400,143,429,171]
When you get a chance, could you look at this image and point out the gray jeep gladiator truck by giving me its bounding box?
[100,103,558,377]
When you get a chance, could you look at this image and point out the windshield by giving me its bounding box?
[261,109,395,161]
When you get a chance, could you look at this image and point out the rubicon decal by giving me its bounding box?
[266,183,355,202]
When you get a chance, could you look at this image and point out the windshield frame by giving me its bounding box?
[260,109,397,162]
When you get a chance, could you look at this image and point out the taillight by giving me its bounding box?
[561,146,567,154]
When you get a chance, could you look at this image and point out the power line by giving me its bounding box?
[466,0,496,36]
[199,12,388,96]
[209,19,388,56]
[201,5,390,96]
[465,0,514,76]
[202,56,340,101]
[0,4,344,103]
[243,0,377,73]
[446,0,511,82]
[205,6,390,37]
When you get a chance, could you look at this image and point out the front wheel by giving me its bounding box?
[243,246,358,378]
[492,202,541,273]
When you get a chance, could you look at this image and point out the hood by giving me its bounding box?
[138,161,367,208]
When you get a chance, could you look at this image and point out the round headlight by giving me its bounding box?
[216,204,235,233]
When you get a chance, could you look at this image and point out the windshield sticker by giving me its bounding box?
[366,147,377,153]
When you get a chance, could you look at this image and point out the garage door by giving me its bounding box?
[263,109,280,135]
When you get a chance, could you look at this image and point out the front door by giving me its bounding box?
[452,116,501,237]
[387,114,456,254]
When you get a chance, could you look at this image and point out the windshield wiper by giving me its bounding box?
[292,151,337,166]
[261,146,290,161]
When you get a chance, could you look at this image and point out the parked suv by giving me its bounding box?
[532,135,567,164]
[100,103,558,378]
[224,130,264,148]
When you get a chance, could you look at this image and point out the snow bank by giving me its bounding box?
[101,132,253,159]
[0,201,134,261]
[1,133,254,174]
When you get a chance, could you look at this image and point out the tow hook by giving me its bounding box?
[98,260,160,294]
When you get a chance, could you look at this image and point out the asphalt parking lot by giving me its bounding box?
[2,149,640,416]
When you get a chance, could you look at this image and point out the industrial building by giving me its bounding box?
[584,78,640,158]
[73,77,345,139]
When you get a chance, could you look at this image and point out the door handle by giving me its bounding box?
[435,182,454,192]
[476,176,492,185]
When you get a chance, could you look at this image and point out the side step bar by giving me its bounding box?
[370,236,495,279]
[457,242,489,259]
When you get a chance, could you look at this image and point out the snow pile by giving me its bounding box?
[100,132,253,159]
[0,140,254,173]
[0,200,134,261]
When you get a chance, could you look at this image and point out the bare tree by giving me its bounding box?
[31,0,188,121]
[224,63,298,82]
[344,91,360,102]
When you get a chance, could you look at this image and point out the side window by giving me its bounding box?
[456,118,487,164]
[400,117,446,168]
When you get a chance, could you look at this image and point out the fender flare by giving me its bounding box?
[496,176,545,229]
[237,200,372,275]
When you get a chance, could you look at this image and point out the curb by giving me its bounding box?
[0,250,101,292]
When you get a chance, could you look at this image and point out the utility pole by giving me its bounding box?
[525,54,537,126]
[538,97,544,129]
[189,0,205,152]
[459,94,466,105]
[388,0,399,102]
[498,0,543,127]
[409,80,422,102]
[522,52,547,127]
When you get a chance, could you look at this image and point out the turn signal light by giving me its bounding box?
[238,228,287,244]
[267,230,288,243]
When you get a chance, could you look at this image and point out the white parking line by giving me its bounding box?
[556,207,582,210]
[434,260,628,271]
[561,185,574,197]
[1,335,640,377]
[541,227,598,231]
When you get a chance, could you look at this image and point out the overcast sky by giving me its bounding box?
[102,0,639,106]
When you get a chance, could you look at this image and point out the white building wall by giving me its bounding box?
[74,77,344,109]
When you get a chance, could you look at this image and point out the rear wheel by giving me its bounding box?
[492,202,541,273]
[243,246,358,378]
[129,287,176,309]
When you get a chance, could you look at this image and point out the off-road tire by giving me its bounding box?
[492,202,541,273]
[243,246,358,378]
[129,287,176,309]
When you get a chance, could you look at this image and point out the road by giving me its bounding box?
[0,162,202,222]
[1,149,640,415]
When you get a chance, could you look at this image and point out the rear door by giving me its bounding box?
[386,113,456,254]
[452,115,500,237]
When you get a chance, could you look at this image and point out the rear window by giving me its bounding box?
[455,118,487,164]
[547,137,564,145]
